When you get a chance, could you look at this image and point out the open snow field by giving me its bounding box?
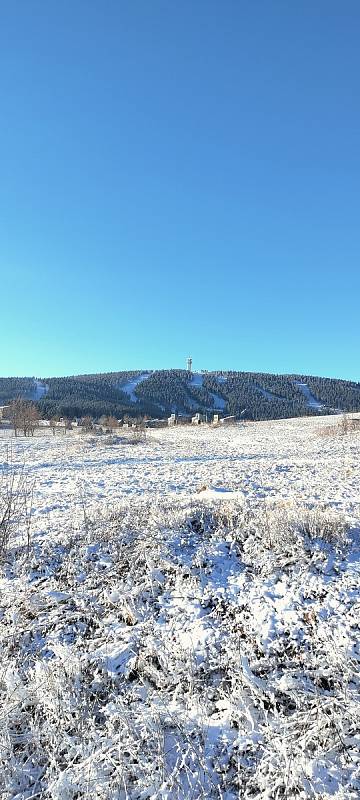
[1,417,360,799]
[1,416,359,534]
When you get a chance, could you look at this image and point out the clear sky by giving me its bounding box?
[1,1,359,380]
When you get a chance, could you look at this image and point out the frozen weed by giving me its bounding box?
[0,496,359,799]
[0,450,33,562]
[319,414,360,438]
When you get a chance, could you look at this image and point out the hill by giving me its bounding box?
[0,370,360,421]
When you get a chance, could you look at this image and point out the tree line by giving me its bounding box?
[0,378,36,404]
[37,377,160,420]
[1,370,359,422]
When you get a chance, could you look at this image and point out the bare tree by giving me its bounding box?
[8,398,39,437]
[8,398,22,437]
[25,404,39,437]
[50,417,58,436]
[81,416,94,433]
[104,415,118,433]
[132,417,147,443]
[61,417,72,434]
[65,418,73,434]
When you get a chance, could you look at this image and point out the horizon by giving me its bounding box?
[1,2,359,381]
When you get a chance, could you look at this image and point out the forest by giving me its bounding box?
[135,370,215,413]
[297,375,360,412]
[0,371,359,421]
[37,377,159,420]
[0,378,36,403]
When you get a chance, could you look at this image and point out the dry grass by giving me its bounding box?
[0,449,33,562]
[319,413,360,438]
[0,494,358,798]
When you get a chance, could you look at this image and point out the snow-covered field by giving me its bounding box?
[1,417,360,798]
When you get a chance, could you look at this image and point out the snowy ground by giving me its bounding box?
[1,417,360,798]
[1,416,358,534]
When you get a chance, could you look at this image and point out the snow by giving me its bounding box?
[1,416,360,798]
[209,391,226,410]
[118,372,151,402]
[1,415,358,529]
[188,373,226,409]
[294,381,323,409]
[188,372,204,387]
[31,379,48,400]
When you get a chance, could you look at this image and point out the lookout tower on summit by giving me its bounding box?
[186,357,192,374]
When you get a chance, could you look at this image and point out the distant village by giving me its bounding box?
[0,357,238,436]
[0,402,236,434]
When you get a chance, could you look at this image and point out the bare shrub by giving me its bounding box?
[319,413,360,438]
[0,456,33,561]
[339,413,360,435]
[102,434,124,446]
[295,504,349,545]
[131,418,147,444]
[8,398,39,437]
[251,501,348,553]
[103,415,119,433]
[50,416,59,435]
[80,415,94,433]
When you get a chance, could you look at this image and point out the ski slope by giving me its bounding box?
[294,381,323,409]
[118,372,151,402]
[189,373,226,410]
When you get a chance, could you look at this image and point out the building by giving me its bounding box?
[0,406,10,421]
[192,412,206,425]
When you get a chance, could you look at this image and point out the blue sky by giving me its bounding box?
[1,1,359,380]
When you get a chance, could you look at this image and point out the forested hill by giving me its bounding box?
[1,371,360,421]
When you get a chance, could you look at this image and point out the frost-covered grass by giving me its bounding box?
[0,418,360,798]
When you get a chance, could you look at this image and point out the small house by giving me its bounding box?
[192,412,206,425]
[0,406,10,421]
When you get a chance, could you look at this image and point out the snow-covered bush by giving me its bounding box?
[0,497,359,799]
